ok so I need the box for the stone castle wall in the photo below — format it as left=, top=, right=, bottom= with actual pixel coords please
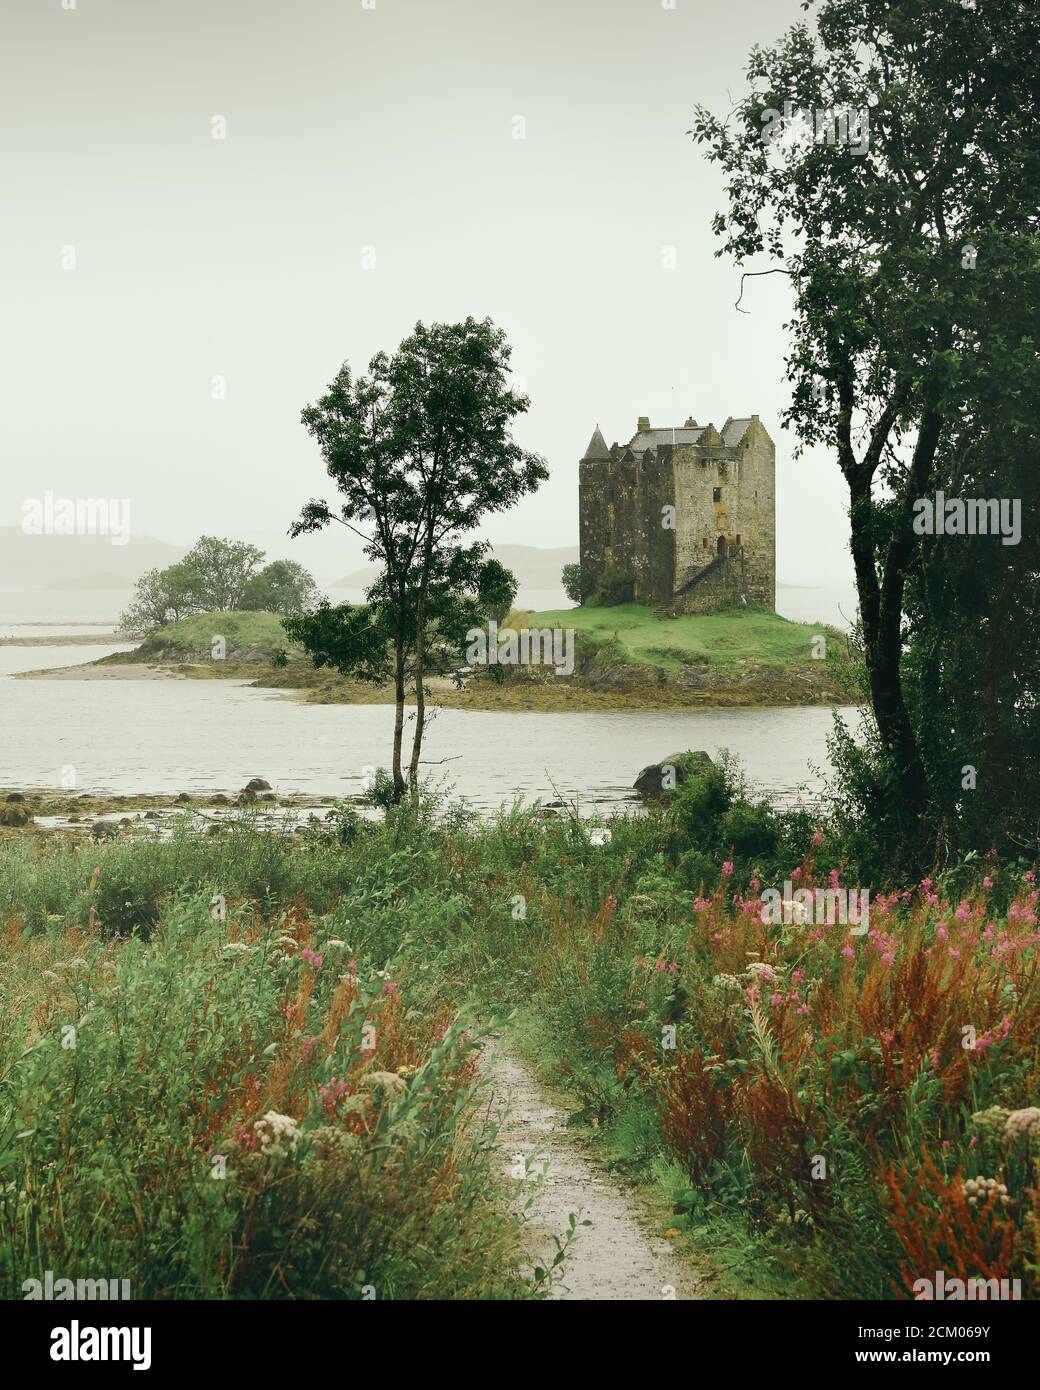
left=579, top=416, right=775, bottom=614
left=578, top=451, right=674, bottom=605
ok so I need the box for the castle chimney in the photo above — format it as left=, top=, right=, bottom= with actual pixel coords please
left=637, top=415, right=650, bottom=433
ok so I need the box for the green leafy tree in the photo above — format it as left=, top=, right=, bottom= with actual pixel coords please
left=240, top=559, right=322, bottom=616
left=561, top=563, right=585, bottom=605
left=118, top=562, right=197, bottom=636
left=291, top=317, right=547, bottom=799
left=474, top=557, right=517, bottom=624
left=179, top=536, right=265, bottom=612
left=692, top=0, right=1040, bottom=850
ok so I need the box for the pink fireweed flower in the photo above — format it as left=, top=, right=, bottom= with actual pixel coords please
left=298, top=1036, right=317, bottom=1061
left=749, top=877, right=760, bottom=894
left=791, top=867, right=802, bottom=882
left=936, top=923, right=948, bottom=942
left=605, top=895, right=618, bottom=912
left=318, top=1076, right=350, bottom=1108
left=233, top=1122, right=259, bottom=1152
left=770, top=992, right=784, bottom=1006
left=792, top=968, right=805, bottom=984
left=797, top=1003, right=810, bottom=1016
left=693, top=897, right=710, bottom=912
left=828, top=868, right=841, bottom=891
left=300, top=947, right=324, bottom=970
left=955, top=902, right=971, bottom=922
left=721, top=860, right=734, bottom=878
left=841, top=944, right=855, bottom=959
left=811, top=830, right=823, bottom=848
left=982, top=876, right=994, bottom=890
left=921, top=877, right=933, bottom=892
left=1027, top=870, right=1036, bottom=884
left=383, top=981, right=398, bottom=995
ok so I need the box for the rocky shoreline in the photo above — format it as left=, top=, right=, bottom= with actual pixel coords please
left=16, top=654, right=858, bottom=711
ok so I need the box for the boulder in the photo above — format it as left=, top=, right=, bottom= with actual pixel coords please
left=0, top=805, right=30, bottom=827
left=175, top=792, right=191, bottom=803
left=5, top=792, right=26, bottom=803
left=633, top=750, right=714, bottom=800
left=244, top=778, right=272, bottom=792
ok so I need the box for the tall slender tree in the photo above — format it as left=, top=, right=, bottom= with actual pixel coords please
left=289, top=317, right=546, bottom=799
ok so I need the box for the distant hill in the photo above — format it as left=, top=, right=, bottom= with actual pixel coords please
left=0, top=529, right=186, bottom=590
left=46, top=571, right=135, bottom=591
left=334, top=543, right=579, bottom=591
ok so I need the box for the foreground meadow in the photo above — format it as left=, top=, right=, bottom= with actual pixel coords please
left=1, top=764, right=1038, bottom=1299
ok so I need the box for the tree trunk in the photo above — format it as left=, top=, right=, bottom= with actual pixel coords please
left=392, top=635, right=406, bottom=802
left=407, top=576, right=429, bottom=798
left=846, top=460, right=931, bottom=821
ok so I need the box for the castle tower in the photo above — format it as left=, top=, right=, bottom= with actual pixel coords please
left=577, top=412, right=775, bottom=614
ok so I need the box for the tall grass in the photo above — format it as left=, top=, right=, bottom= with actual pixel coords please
left=2, top=777, right=1038, bottom=1299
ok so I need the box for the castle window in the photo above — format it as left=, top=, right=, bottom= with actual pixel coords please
left=713, top=487, right=722, bottom=503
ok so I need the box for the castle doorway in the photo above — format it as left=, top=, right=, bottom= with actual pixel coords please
left=716, top=535, right=727, bottom=557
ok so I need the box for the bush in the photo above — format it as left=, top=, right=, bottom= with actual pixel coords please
left=589, top=563, right=635, bottom=607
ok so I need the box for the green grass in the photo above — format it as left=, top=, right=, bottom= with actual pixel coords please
left=524, top=603, right=843, bottom=672
left=120, top=610, right=294, bottom=660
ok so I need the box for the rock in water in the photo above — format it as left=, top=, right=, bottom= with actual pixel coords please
left=633, top=750, right=714, bottom=799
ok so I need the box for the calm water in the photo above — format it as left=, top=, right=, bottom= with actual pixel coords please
left=0, top=577, right=863, bottom=811
left=0, top=644, right=133, bottom=675
left=0, top=668, right=859, bottom=811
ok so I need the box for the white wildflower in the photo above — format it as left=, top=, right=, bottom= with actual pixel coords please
left=253, top=1111, right=301, bottom=1159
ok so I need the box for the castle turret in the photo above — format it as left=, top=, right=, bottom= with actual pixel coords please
left=581, top=425, right=610, bottom=461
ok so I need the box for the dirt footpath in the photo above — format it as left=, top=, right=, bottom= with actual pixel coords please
left=483, top=1041, right=704, bottom=1300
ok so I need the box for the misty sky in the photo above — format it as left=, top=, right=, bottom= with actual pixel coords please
left=1, top=0, right=853, bottom=587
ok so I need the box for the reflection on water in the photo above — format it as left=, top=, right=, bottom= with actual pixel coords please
left=0, top=667, right=861, bottom=812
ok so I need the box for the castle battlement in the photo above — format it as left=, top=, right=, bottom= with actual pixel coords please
left=578, top=413, right=776, bottom=614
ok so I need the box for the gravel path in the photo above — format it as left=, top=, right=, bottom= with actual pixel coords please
left=483, top=1041, right=703, bottom=1300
